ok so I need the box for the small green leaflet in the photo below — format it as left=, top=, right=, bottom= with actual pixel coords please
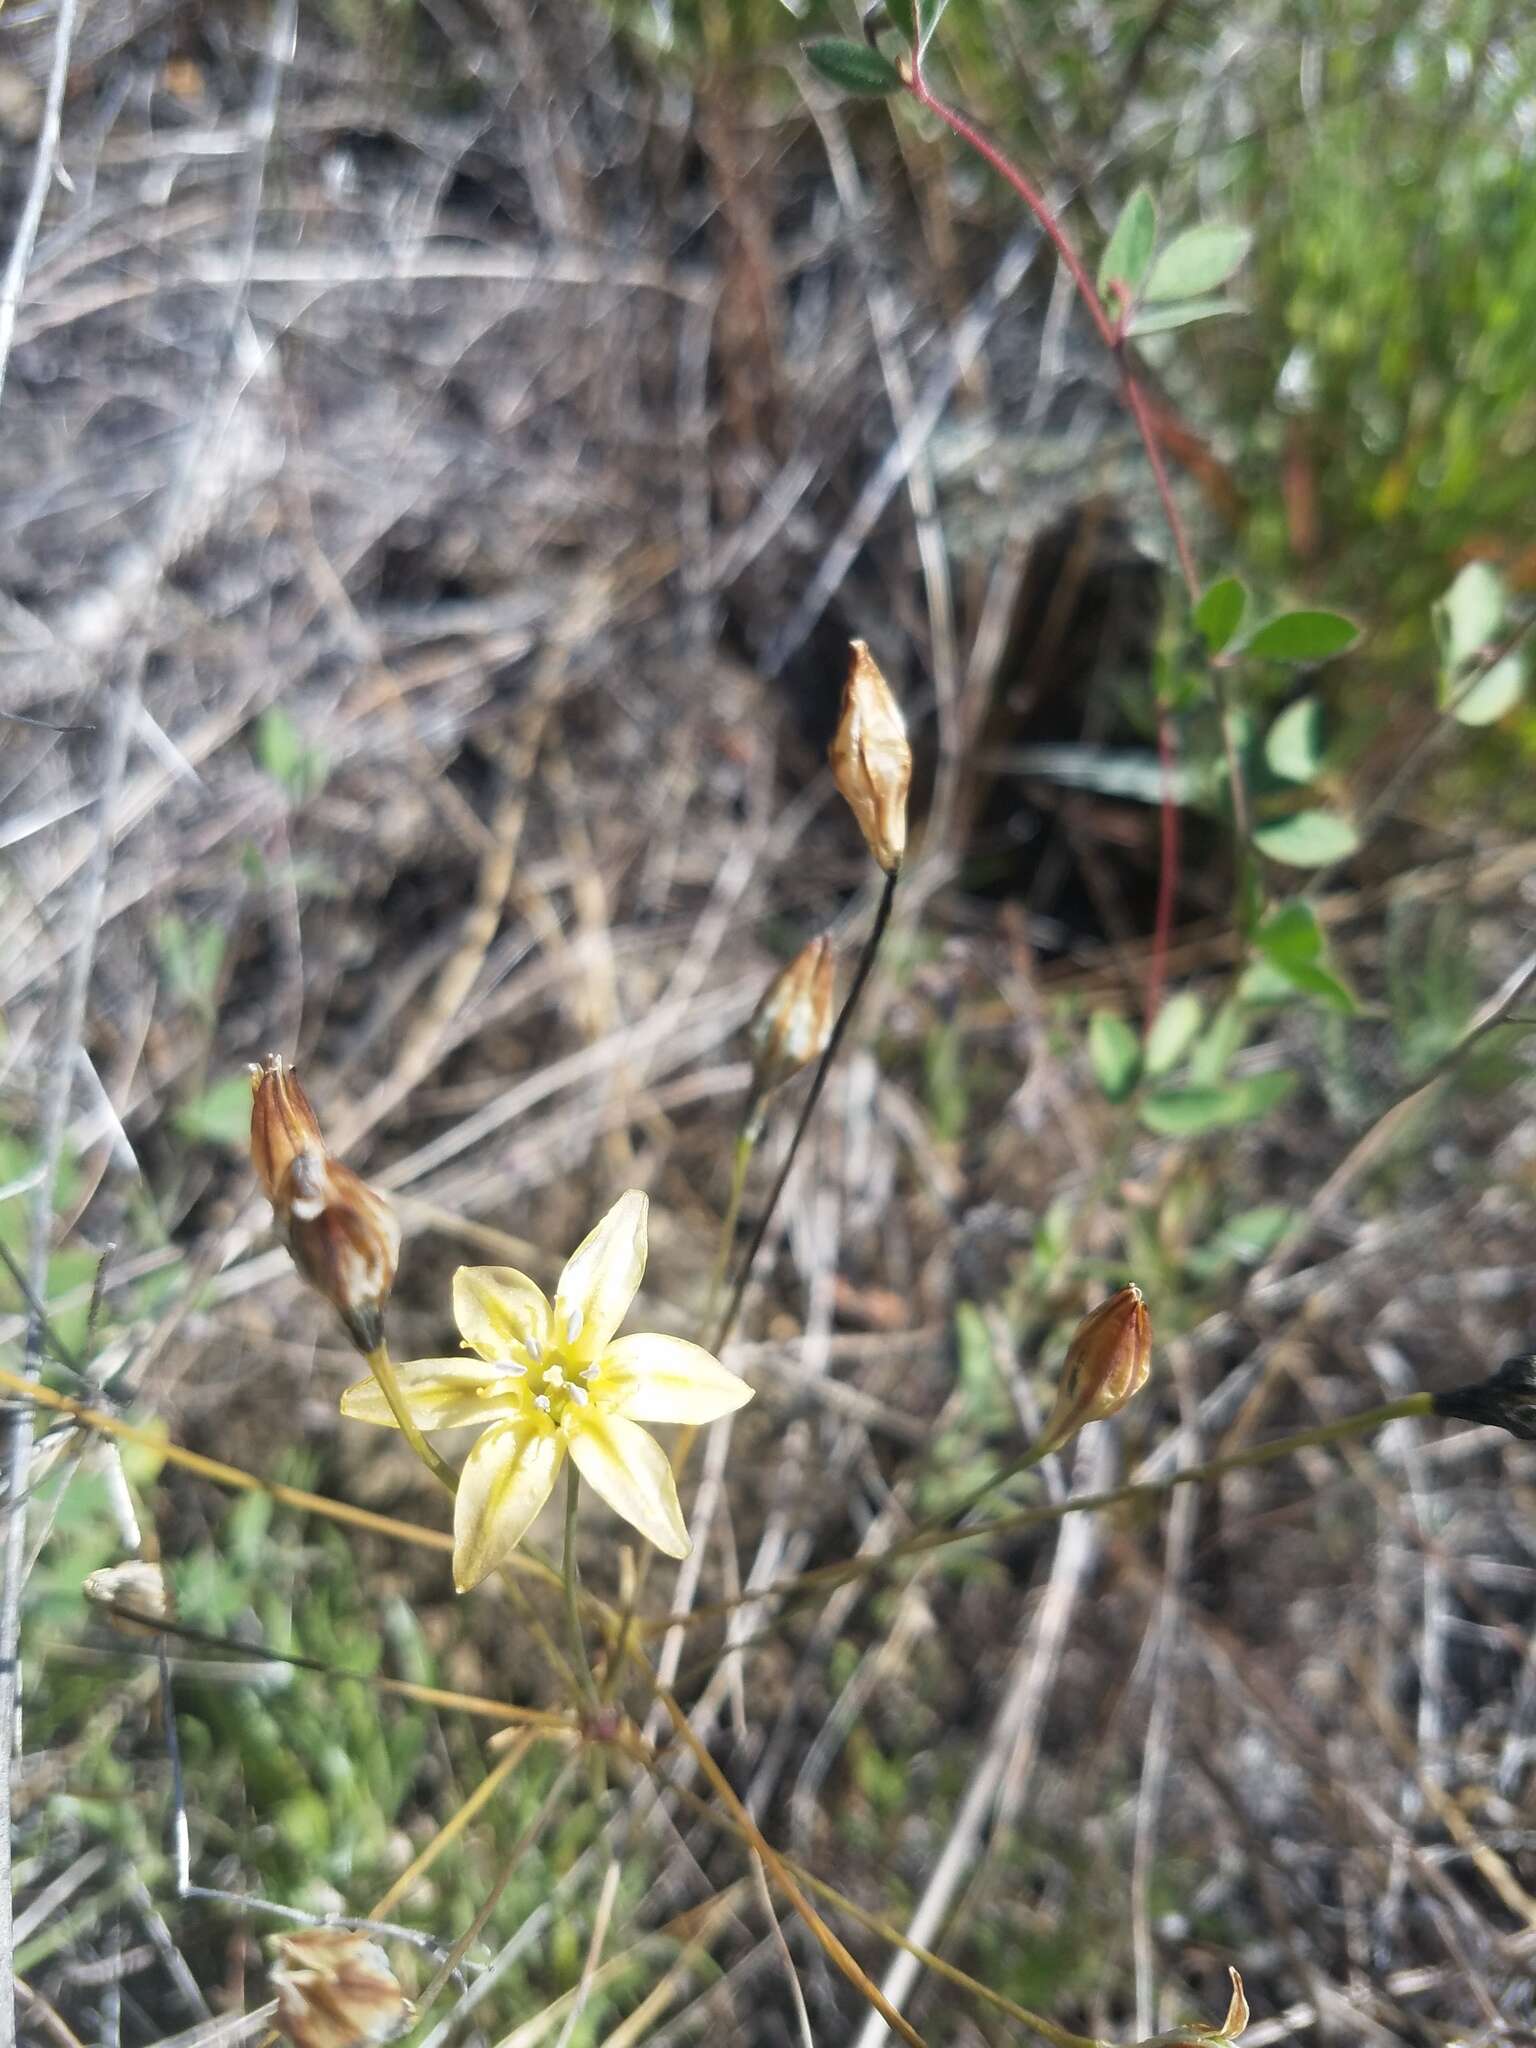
left=884, top=0, right=916, bottom=40
left=917, top=0, right=951, bottom=52
left=1127, top=296, right=1239, bottom=338
left=1089, top=1011, right=1141, bottom=1102
left=1433, top=560, right=1504, bottom=669
left=1252, top=902, right=1356, bottom=1011
left=1098, top=187, right=1157, bottom=300
left=1143, top=991, right=1204, bottom=1078
left=1252, top=810, right=1360, bottom=868
left=1139, top=1070, right=1296, bottom=1136
left=804, top=39, right=903, bottom=94
left=1245, top=610, right=1360, bottom=662
left=1142, top=225, right=1252, bottom=302
left=174, top=1074, right=257, bottom=1148
left=1264, top=695, right=1324, bottom=783
left=1448, top=651, right=1525, bottom=726
left=1193, top=576, right=1247, bottom=655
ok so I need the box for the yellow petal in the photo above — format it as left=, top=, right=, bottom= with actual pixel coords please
left=339, top=1359, right=520, bottom=1432
left=554, top=1190, right=647, bottom=1365
left=602, top=1333, right=754, bottom=1424
left=453, top=1267, right=552, bottom=1365
left=566, top=1411, right=689, bottom=1559
left=452, top=1419, right=563, bottom=1592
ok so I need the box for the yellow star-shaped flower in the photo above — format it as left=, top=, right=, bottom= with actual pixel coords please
left=340, top=1191, right=752, bottom=1590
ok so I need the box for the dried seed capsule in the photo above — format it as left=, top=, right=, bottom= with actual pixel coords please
left=83, top=1559, right=174, bottom=1634
left=271, top=1930, right=412, bottom=2048
left=250, top=1057, right=400, bottom=1355
left=747, top=934, right=835, bottom=1103
left=829, top=640, right=912, bottom=875
left=1432, top=1353, right=1536, bottom=1440
left=1037, top=1283, right=1151, bottom=1455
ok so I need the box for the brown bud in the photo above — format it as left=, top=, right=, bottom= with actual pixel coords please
left=747, top=935, right=835, bottom=1103
left=1038, top=1283, right=1151, bottom=1455
left=83, top=1559, right=174, bottom=1634
left=829, top=641, right=912, bottom=875
left=250, top=1057, right=400, bottom=1355
left=1433, top=1354, right=1536, bottom=1440
left=270, top=1930, right=412, bottom=2048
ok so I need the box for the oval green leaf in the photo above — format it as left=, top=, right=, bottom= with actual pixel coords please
left=1144, top=991, right=1205, bottom=1079
left=1433, top=560, right=1504, bottom=670
left=1193, top=575, right=1247, bottom=654
left=1127, top=296, right=1240, bottom=337
left=1252, top=810, right=1360, bottom=867
left=804, top=38, right=904, bottom=94
left=1264, top=695, right=1324, bottom=783
left=1450, top=649, right=1525, bottom=727
left=1089, top=1010, right=1141, bottom=1103
left=1098, top=187, right=1157, bottom=300
left=1142, top=225, right=1253, bottom=302
left=1245, top=610, right=1361, bottom=662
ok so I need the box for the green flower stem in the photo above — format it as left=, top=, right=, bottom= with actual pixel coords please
left=712, top=868, right=898, bottom=1355
left=563, top=1465, right=600, bottom=1712
left=703, top=1118, right=760, bottom=1338
left=659, top=1392, right=1437, bottom=1631
left=365, top=1343, right=458, bottom=1494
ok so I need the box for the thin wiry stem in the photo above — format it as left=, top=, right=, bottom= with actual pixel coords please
left=563, top=1466, right=600, bottom=1710
left=712, top=871, right=898, bottom=1352
left=654, top=1393, right=1437, bottom=1632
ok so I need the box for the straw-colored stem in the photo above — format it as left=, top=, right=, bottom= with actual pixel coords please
left=703, top=1119, right=758, bottom=1336
left=563, top=1465, right=600, bottom=1711
left=364, top=1341, right=458, bottom=1494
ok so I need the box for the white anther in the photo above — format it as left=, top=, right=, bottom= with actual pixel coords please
left=580, top=1365, right=600, bottom=1382
left=499, top=1358, right=527, bottom=1377
left=525, top=1336, right=542, bottom=1364
left=565, top=1306, right=583, bottom=1347
left=533, top=1393, right=552, bottom=1414
left=568, top=1386, right=590, bottom=1407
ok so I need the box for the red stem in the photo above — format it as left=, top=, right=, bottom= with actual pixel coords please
left=906, top=57, right=1196, bottom=1017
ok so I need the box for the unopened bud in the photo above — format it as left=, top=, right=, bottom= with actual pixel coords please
left=83, top=1559, right=174, bottom=1634
left=271, top=1930, right=412, bottom=2048
left=829, top=641, right=911, bottom=875
left=250, top=1057, right=401, bottom=1355
left=1134, top=1968, right=1249, bottom=2046
left=748, top=935, right=835, bottom=1103
left=1433, top=1354, right=1536, bottom=1440
left=1038, top=1283, right=1151, bottom=1455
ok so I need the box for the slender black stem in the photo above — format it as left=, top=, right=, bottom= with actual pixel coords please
left=711, top=870, right=899, bottom=1353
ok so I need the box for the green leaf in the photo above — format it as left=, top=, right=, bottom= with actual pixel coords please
left=1448, top=649, right=1525, bottom=726
left=1139, top=1071, right=1296, bottom=1136
left=1255, top=900, right=1322, bottom=969
left=1244, top=610, right=1360, bottom=661
left=1142, top=225, right=1253, bottom=301
left=1188, top=1000, right=1248, bottom=1087
left=1126, top=297, right=1239, bottom=338
left=173, top=1075, right=255, bottom=1149
left=1193, top=576, right=1247, bottom=655
left=1098, top=186, right=1157, bottom=300
left=1252, top=810, right=1360, bottom=867
left=1276, top=960, right=1357, bottom=1013
left=256, top=705, right=328, bottom=805
left=917, top=0, right=950, bottom=51
left=1089, top=1010, right=1141, bottom=1102
left=804, top=38, right=903, bottom=94
left=884, top=0, right=916, bottom=40
left=1264, top=695, right=1324, bottom=783
left=1433, top=560, right=1504, bottom=670
left=1143, top=991, right=1204, bottom=1078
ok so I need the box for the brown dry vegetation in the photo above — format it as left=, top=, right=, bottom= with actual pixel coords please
left=5, top=3, right=1536, bottom=2046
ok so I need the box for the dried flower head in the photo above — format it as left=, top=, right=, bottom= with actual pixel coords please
left=1037, top=1283, right=1151, bottom=1455
left=1433, top=1354, right=1536, bottom=1440
left=270, top=1930, right=411, bottom=2048
left=748, top=935, right=835, bottom=1105
left=83, top=1559, right=174, bottom=1634
left=829, top=640, right=912, bottom=875
left=1134, top=1968, right=1249, bottom=2046
left=250, top=1056, right=401, bottom=1355
left=341, top=1190, right=754, bottom=1590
